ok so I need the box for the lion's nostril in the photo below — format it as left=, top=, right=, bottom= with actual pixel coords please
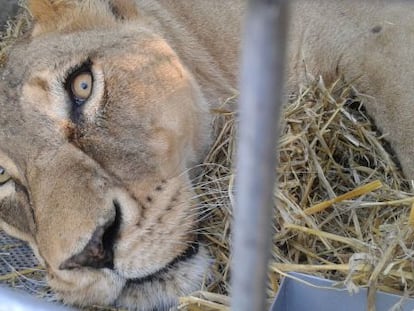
left=102, top=200, right=122, bottom=259
left=59, top=201, right=122, bottom=270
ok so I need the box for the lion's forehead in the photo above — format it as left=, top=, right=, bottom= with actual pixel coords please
left=8, top=27, right=161, bottom=76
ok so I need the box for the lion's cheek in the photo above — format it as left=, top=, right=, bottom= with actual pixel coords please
left=149, top=127, right=192, bottom=175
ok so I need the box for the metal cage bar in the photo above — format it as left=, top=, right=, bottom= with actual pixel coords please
left=231, top=1, right=289, bottom=310
left=0, top=285, right=74, bottom=311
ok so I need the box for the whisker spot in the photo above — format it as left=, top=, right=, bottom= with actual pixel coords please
left=155, top=185, right=163, bottom=191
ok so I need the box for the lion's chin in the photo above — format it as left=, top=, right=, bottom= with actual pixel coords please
left=114, top=245, right=212, bottom=311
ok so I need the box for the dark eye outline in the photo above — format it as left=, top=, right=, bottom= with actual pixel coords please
left=0, top=166, right=12, bottom=186
left=64, top=60, right=94, bottom=107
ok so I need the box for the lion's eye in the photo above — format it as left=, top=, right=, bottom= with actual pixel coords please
left=69, top=71, right=93, bottom=105
left=65, top=60, right=94, bottom=107
left=0, top=167, right=11, bottom=185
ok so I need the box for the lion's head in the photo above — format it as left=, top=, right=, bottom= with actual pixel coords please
left=0, top=0, right=226, bottom=310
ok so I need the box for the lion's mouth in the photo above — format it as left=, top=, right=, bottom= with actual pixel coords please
left=124, top=241, right=200, bottom=286
left=114, top=241, right=210, bottom=311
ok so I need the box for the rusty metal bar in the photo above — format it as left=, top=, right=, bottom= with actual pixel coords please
left=231, top=1, right=289, bottom=310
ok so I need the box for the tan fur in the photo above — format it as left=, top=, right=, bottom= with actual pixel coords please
left=1, top=0, right=414, bottom=310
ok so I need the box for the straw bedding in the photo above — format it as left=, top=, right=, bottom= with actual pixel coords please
left=2, top=7, right=414, bottom=311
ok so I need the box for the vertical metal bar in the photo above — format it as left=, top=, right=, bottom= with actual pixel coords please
left=231, top=1, right=288, bottom=311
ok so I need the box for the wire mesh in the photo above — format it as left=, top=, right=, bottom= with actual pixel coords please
left=0, top=229, right=54, bottom=300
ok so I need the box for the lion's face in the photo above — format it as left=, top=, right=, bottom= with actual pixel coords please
left=0, top=2, right=212, bottom=310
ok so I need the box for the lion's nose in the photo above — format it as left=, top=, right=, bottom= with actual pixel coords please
left=59, top=201, right=121, bottom=270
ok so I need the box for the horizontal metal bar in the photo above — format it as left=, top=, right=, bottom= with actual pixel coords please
left=0, top=286, right=75, bottom=311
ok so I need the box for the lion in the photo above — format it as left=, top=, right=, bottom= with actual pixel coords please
left=0, top=0, right=242, bottom=310
left=0, top=0, right=414, bottom=310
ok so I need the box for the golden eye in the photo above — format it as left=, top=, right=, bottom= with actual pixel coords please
left=71, top=72, right=93, bottom=102
left=0, top=167, right=11, bottom=185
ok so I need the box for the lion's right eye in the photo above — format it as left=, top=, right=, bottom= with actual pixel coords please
left=0, top=167, right=11, bottom=185
left=68, top=70, right=94, bottom=106
left=71, top=72, right=93, bottom=100
left=65, top=60, right=94, bottom=107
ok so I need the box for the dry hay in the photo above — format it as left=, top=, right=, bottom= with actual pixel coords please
left=0, top=2, right=30, bottom=65
left=182, top=78, right=414, bottom=310
left=2, top=6, right=414, bottom=311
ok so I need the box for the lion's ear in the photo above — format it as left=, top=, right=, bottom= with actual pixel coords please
left=28, top=0, right=73, bottom=26
left=109, top=0, right=139, bottom=20
left=28, top=0, right=75, bottom=36
left=28, top=0, right=139, bottom=36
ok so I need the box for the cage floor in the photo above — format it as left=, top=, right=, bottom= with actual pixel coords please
left=0, top=229, right=55, bottom=301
